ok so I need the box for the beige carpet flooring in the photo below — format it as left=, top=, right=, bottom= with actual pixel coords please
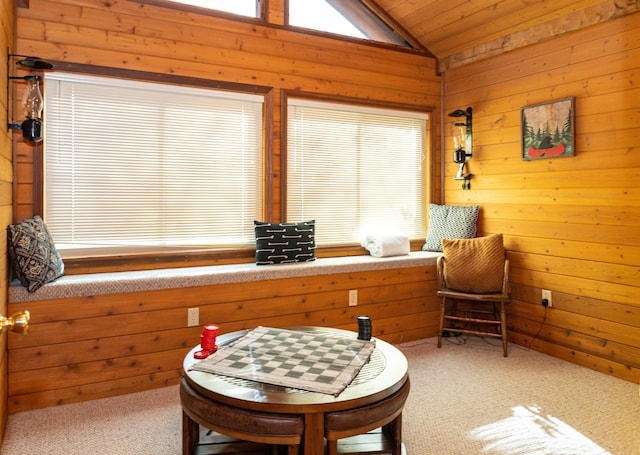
left=2, top=336, right=639, bottom=454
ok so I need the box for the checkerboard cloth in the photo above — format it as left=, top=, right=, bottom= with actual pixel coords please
left=189, top=326, right=376, bottom=396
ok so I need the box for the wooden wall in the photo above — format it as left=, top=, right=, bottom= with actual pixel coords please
left=443, top=13, right=640, bottom=383
left=0, top=0, right=15, bottom=439
left=7, top=265, right=439, bottom=412
left=6, top=0, right=441, bottom=412
left=7, top=0, right=638, bottom=413
left=13, top=0, right=441, bottom=223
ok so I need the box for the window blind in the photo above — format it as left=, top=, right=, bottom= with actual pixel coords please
left=287, top=98, right=427, bottom=245
left=44, top=73, right=263, bottom=254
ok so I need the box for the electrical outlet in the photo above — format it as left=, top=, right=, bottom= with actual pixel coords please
left=349, top=289, right=358, bottom=306
left=541, top=289, right=552, bottom=308
left=187, top=308, right=199, bottom=327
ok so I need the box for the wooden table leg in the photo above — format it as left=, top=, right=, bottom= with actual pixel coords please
left=382, top=413, right=403, bottom=455
left=182, top=410, right=199, bottom=455
left=303, top=412, right=325, bottom=455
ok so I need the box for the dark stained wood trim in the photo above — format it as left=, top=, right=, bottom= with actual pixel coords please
left=263, top=88, right=275, bottom=220
left=133, top=0, right=267, bottom=23
left=279, top=90, right=288, bottom=223
left=31, top=141, right=43, bottom=217
left=47, top=62, right=273, bottom=96
left=61, top=248, right=257, bottom=274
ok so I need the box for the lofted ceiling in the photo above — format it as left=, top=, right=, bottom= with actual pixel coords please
left=373, top=0, right=639, bottom=71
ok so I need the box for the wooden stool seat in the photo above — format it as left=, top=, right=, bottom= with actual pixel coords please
left=324, top=379, right=410, bottom=455
left=180, top=377, right=304, bottom=455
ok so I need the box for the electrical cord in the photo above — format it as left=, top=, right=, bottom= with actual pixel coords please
left=527, top=304, right=548, bottom=350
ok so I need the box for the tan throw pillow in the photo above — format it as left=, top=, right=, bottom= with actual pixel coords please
left=442, top=233, right=505, bottom=294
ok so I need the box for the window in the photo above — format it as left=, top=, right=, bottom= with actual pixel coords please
left=289, top=0, right=365, bottom=39
left=288, top=0, right=412, bottom=48
left=44, top=73, right=264, bottom=255
left=167, top=0, right=259, bottom=17
left=287, top=97, right=428, bottom=245
left=153, top=0, right=416, bottom=48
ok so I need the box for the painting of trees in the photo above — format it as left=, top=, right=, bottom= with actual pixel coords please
left=521, top=97, right=575, bottom=160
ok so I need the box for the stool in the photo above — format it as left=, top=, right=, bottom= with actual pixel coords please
left=324, top=379, right=410, bottom=455
left=180, top=377, right=304, bottom=455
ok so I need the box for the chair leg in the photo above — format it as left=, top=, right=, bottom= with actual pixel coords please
left=437, top=297, right=446, bottom=348
left=287, top=444, right=299, bottom=455
left=501, top=302, right=508, bottom=357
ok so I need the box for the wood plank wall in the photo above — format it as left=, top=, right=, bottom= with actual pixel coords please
left=13, top=0, right=441, bottom=223
left=443, top=13, right=640, bottom=383
left=6, top=0, right=441, bottom=411
left=0, top=0, right=15, bottom=438
left=7, top=265, right=439, bottom=412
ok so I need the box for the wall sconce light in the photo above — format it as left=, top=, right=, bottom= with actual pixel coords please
left=448, top=107, right=472, bottom=190
left=0, top=310, right=30, bottom=336
left=7, top=54, right=55, bottom=143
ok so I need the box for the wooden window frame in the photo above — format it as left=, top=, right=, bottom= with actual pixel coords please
left=280, top=89, right=436, bottom=255
left=33, top=62, right=274, bottom=274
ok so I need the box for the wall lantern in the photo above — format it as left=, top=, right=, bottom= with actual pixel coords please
left=448, top=107, right=472, bottom=190
left=7, top=54, right=55, bottom=143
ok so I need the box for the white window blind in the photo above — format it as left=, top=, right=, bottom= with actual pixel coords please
left=287, top=98, right=427, bottom=245
left=44, top=73, right=263, bottom=254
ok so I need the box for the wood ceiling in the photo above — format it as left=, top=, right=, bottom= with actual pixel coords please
left=373, top=0, right=638, bottom=71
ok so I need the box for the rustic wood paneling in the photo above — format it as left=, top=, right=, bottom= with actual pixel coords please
left=442, top=13, right=640, bottom=384
left=1, top=0, right=15, bottom=440
left=7, top=265, right=439, bottom=412
left=14, top=0, right=440, bottom=236
left=378, top=0, right=639, bottom=71
left=7, top=0, right=639, bottom=414
left=4, top=0, right=441, bottom=413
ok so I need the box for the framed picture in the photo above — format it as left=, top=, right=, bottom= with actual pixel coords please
left=521, top=97, right=575, bottom=160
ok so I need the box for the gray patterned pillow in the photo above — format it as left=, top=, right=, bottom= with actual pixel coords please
left=8, top=216, right=65, bottom=292
left=254, top=220, right=316, bottom=265
left=422, top=204, right=479, bottom=252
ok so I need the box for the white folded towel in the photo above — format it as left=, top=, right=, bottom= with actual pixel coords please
left=361, top=232, right=410, bottom=258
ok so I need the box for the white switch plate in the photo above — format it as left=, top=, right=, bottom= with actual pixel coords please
left=349, top=290, right=358, bottom=306
left=187, top=308, right=199, bottom=327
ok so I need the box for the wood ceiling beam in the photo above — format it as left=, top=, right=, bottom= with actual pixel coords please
left=438, top=0, right=638, bottom=72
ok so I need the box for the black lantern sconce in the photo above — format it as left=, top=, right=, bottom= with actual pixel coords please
left=7, top=54, right=55, bottom=143
left=448, top=107, right=472, bottom=190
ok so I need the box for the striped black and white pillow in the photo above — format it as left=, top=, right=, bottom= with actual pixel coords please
left=254, top=220, right=316, bottom=265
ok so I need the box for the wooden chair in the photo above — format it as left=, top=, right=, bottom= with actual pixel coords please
left=436, top=234, right=510, bottom=357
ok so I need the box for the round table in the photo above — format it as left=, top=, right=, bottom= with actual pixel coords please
left=180, top=326, right=409, bottom=455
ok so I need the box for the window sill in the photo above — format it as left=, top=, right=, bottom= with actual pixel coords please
left=9, top=252, right=441, bottom=303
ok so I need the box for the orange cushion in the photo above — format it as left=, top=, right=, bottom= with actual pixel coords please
left=442, top=234, right=505, bottom=293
